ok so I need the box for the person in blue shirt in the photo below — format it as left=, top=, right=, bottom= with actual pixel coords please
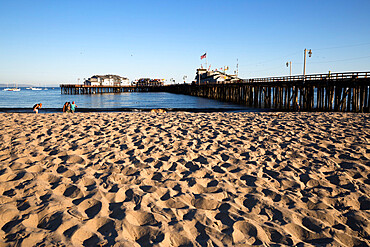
left=71, top=101, right=77, bottom=113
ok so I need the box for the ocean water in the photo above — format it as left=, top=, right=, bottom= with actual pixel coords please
left=0, top=87, right=259, bottom=113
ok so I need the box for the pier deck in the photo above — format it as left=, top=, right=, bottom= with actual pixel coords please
left=60, top=85, right=151, bottom=94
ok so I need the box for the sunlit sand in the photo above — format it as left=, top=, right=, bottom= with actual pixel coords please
left=0, top=112, right=369, bottom=246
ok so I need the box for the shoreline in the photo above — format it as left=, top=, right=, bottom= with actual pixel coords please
left=0, top=107, right=267, bottom=113
left=0, top=112, right=369, bottom=246
left=2, top=107, right=368, bottom=113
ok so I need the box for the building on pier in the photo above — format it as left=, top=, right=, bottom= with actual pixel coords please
left=84, top=75, right=130, bottom=86
left=132, top=78, right=165, bottom=87
left=194, top=69, right=241, bottom=85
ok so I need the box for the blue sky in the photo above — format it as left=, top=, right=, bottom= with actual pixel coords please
left=0, top=0, right=369, bottom=85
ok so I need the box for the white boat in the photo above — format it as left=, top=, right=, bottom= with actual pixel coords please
left=6, top=88, right=21, bottom=91
left=4, top=83, right=20, bottom=91
left=31, top=87, right=42, bottom=90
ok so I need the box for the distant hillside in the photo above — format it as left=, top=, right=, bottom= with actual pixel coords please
left=0, top=84, right=59, bottom=87
left=0, top=83, right=34, bottom=87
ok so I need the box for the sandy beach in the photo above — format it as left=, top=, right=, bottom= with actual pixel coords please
left=0, top=112, right=369, bottom=246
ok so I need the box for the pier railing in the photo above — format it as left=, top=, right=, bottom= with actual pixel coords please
left=245, top=71, right=369, bottom=83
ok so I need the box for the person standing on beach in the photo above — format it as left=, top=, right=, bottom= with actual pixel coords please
left=33, top=103, right=42, bottom=114
left=71, top=101, right=77, bottom=113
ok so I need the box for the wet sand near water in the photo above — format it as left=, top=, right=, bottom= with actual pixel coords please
left=0, top=112, right=369, bottom=246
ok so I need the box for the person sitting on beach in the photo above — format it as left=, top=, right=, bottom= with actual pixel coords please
left=62, top=102, right=68, bottom=113
left=33, top=103, right=42, bottom=114
left=67, top=102, right=71, bottom=113
left=62, top=102, right=72, bottom=113
left=71, top=101, right=77, bottom=113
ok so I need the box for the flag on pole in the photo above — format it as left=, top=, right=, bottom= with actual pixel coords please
left=200, top=53, right=206, bottom=60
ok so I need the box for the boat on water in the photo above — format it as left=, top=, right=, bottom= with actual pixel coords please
left=4, top=88, right=21, bottom=91
left=3, top=83, right=21, bottom=91
left=31, top=87, right=43, bottom=90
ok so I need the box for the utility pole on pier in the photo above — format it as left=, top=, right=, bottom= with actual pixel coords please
left=286, top=61, right=292, bottom=76
left=303, top=49, right=312, bottom=78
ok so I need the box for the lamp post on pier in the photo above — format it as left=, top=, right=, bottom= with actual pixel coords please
left=286, top=61, right=292, bottom=77
left=303, top=48, right=312, bottom=79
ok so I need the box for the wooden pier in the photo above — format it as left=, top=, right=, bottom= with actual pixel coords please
left=60, top=71, right=370, bottom=112
left=162, top=72, right=370, bottom=112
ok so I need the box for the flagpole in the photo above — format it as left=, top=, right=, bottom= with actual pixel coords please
left=237, top=59, right=239, bottom=77
left=206, top=52, right=208, bottom=71
left=198, top=67, right=200, bottom=85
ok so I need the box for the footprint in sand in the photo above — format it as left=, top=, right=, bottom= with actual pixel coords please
left=125, top=210, right=159, bottom=226
left=80, top=199, right=102, bottom=219
left=139, top=185, right=156, bottom=193
left=16, top=199, right=30, bottom=211
left=37, top=212, right=63, bottom=231
left=80, top=177, right=96, bottom=187
left=122, top=224, right=164, bottom=246
left=243, top=194, right=261, bottom=212
left=0, top=205, right=19, bottom=228
left=262, top=226, right=293, bottom=245
left=97, top=220, right=118, bottom=245
left=3, top=189, right=16, bottom=197
left=191, top=197, right=220, bottom=210
left=109, top=203, right=126, bottom=220
left=164, top=198, right=188, bottom=209
left=63, top=185, right=82, bottom=198
left=233, top=220, right=263, bottom=245
left=71, top=228, right=101, bottom=246
left=63, top=225, right=79, bottom=238
left=39, top=173, right=61, bottom=189
left=60, top=154, right=85, bottom=164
